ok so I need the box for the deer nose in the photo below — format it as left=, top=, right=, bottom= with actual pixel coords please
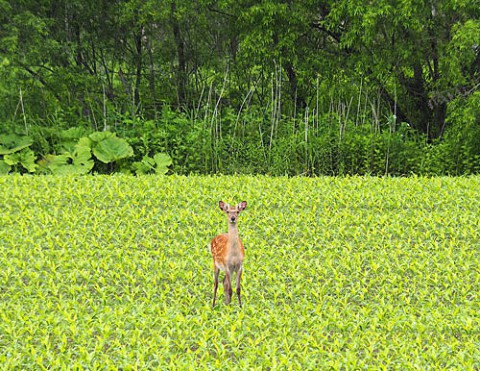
left=230, top=216, right=236, bottom=223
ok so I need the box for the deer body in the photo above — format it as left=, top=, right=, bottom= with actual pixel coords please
left=210, top=201, right=247, bottom=307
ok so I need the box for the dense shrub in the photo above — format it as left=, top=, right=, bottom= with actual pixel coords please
left=1, top=96, right=480, bottom=176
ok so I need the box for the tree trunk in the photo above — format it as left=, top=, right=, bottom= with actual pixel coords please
left=145, top=32, right=158, bottom=116
left=399, top=62, right=446, bottom=140
left=133, top=25, right=143, bottom=111
left=285, top=63, right=306, bottom=110
left=171, top=1, right=187, bottom=107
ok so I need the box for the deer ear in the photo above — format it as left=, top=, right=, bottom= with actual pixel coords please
left=219, top=201, right=228, bottom=211
left=238, top=201, right=247, bottom=211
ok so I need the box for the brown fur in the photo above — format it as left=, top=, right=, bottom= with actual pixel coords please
left=210, top=201, right=246, bottom=307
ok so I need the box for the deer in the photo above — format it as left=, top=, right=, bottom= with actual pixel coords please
left=210, top=200, right=247, bottom=307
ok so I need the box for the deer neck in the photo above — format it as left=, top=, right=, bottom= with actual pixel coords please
left=227, top=222, right=240, bottom=245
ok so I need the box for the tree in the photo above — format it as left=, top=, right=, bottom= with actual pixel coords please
left=0, top=0, right=478, bottom=143
left=315, top=0, right=480, bottom=139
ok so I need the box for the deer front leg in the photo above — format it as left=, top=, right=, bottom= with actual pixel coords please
left=212, top=267, right=220, bottom=307
left=223, top=272, right=233, bottom=304
left=236, top=268, right=242, bottom=307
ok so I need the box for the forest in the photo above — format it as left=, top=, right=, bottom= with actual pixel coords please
left=0, top=0, right=479, bottom=175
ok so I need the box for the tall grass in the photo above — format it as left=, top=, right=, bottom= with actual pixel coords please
left=3, top=70, right=479, bottom=176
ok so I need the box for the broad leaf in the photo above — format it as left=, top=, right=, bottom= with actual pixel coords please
left=89, top=131, right=114, bottom=143
left=0, top=134, right=33, bottom=155
left=0, top=159, right=11, bottom=174
left=154, top=153, right=173, bottom=175
left=38, top=154, right=71, bottom=169
left=61, top=127, right=89, bottom=140
left=132, top=155, right=156, bottom=175
left=73, top=140, right=94, bottom=169
left=76, top=136, right=92, bottom=150
left=4, top=148, right=37, bottom=172
left=92, top=136, right=134, bottom=163
left=38, top=139, right=94, bottom=175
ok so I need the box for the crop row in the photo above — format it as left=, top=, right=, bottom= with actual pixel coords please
left=0, top=175, right=478, bottom=369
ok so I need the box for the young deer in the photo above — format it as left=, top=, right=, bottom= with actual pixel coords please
left=210, top=200, right=247, bottom=307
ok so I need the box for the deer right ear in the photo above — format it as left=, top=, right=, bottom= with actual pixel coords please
left=238, top=201, right=247, bottom=211
left=219, top=201, right=227, bottom=211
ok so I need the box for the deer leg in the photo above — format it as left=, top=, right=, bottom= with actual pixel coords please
left=236, top=268, right=242, bottom=307
left=212, top=266, right=220, bottom=307
left=224, top=272, right=232, bottom=304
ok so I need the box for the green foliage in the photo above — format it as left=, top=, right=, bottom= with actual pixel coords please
left=89, top=132, right=134, bottom=164
left=2, top=0, right=478, bottom=140
left=0, top=159, right=9, bottom=174
left=132, top=155, right=156, bottom=175
left=33, top=131, right=135, bottom=175
left=427, top=91, right=480, bottom=175
left=443, top=19, right=480, bottom=86
left=0, top=133, right=33, bottom=155
left=0, top=133, right=36, bottom=173
left=0, top=0, right=479, bottom=175
left=3, top=148, right=37, bottom=173
left=2, top=105, right=480, bottom=176
left=38, top=141, right=94, bottom=175
left=153, top=153, right=173, bottom=174
left=0, top=0, right=480, bottom=176
left=0, top=175, right=479, bottom=368
left=132, top=153, right=173, bottom=175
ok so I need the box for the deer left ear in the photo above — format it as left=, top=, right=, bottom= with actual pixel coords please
left=237, top=201, right=247, bottom=211
left=219, top=201, right=229, bottom=212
